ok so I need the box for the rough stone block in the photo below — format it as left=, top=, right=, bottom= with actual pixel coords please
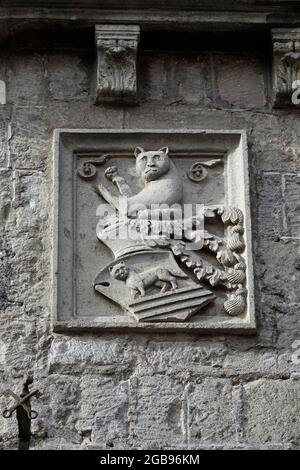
left=223, top=350, right=277, bottom=377
left=124, top=103, right=231, bottom=131
left=0, top=120, right=8, bottom=168
left=0, top=233, right=12, bottom=310
left=9, top=107, right=49, bottom=169
left=0, top=318, right=37, bottom=376
left=257, top=239, right=300, bottom=305
left=130, top=376, right=185, bottom=448
left=165, top=54, right=212, bottom=106
left=0, top=169, right=12, bottom=230
left=78, top=377, right=129, bottom=448
left=215, top=55, right=266, bottom=108
left=0, top=108, right=12, bottom=167
left=256, top=297, right=278, bottom=347
left=49, top=335, right=137, bottom=375
left=278, top=349, right=300, bottom=376
left=243, top=379, right=300, bottom=446
left=276, top=303, right=300, bottom=349
left=283, top=174, right=300, bottom=238
left=11, top=171, right=48, bottom=233
left=43, top=374, right=81, bottom=442
left=257, top=173, right=283, bottom=241
left=48, top=54, right=89, bottom=102
left=188, top=379, right=235, bottom=445
left=47, top=101, right=124, bottom=130
left=143, top=338, right=227, bottom=375
left=8, top=235, right=45, bottom=304
left=140, top=52, right=211, bottom=106
left=7, top=54, right=47, bottom=106
left=140, top=53, right=166, bottom=102
left=247, top=114, right=300, bottom=173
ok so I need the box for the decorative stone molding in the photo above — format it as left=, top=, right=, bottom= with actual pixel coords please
left=272, top=28, right=300, bottom=108
left=95, top=24, right=140, bottom=104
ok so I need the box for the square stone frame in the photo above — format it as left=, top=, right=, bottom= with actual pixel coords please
left=52, top=129, right=256, bottom=334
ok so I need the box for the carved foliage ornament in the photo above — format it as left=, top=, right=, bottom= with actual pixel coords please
left=272, top=28, right=300, bottom=107
left=78, top=146, right=248, bottom=323
left=95, top=24, right=140, bottom=104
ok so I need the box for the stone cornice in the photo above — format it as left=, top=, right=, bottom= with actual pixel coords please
left=0, top=1, right=299, bottom=10
left=0, top=1, right=299, bottom=31
left=0, top=1, right=298, bottom=46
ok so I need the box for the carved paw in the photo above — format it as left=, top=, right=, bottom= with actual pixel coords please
left=105, top=166, right=118, bottom=181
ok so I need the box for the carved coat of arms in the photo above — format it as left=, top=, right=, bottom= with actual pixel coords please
left=79, top=146, right=248, bottom=323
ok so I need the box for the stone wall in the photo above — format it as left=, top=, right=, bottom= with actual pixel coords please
left=0, top=30, right=300, bottom=450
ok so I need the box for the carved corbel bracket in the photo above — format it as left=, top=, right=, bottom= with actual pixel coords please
left=272, top=28, right=300, bottom=108
left=95, top=24, right=140, bottom=105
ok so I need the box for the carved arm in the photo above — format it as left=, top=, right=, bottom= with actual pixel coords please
left=105, top=166, right=133, bottom=197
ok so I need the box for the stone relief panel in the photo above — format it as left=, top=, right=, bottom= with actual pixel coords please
left=52, top=130, right=255, bottom=333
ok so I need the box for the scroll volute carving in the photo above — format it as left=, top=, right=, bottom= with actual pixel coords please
left=95, top=24, right=140, bottom=105
left=272, top=28, right=300, bottom=108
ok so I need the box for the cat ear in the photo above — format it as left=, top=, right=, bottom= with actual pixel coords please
left=134, top=147, right=144, bottom=158
left=159, top=146, right=169, bottom=155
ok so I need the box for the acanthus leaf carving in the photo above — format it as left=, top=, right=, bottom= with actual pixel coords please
left=272, top=28, right=300, bottom=108
left=95, top=24, right=140, bottom=104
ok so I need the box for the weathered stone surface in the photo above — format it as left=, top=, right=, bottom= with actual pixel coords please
left=256, top=240, right=300, bottom=305
left=283, top=174, right=300, bottom=238
left=215, top=55, right=266, bottom=108
left=124, top=105, right=231, bottom=130
left=7, top=54, right=47, bottom=106
left=246, top=114, right=300, bottom=173
left=130, top=376, right=186, bottom=448
left=49, top=335, right=137, bottom=375
left=252, top=170, right=300, bottom=248
left=223, top=350, right=277, bottom=377
left=41, top=374, right=81, bottom=443
left=188, top=379, right=235, bottom=445
left=48, top=54, right=89, bottom=102
left=0, top=169, right=12, bottom=229
left=142, top=338, right=227, bottom=376
left=243, top=379, right=300, bottom=445
left=0, top=234, right=12, bottom=310
left=0, top=118, right=9, bottom=168
left=276, top=303, right=300, bottom=349
left=9, top=107, right=49, bottom=169
left=47, top=101, right=124, bottom=129
left=78, top=376, right=130, bottom=448
left=257, top=173, right=283, bottom=241
left=140, top=52, right=212, bottom=106
left=10, top=171, right=48, bottom=233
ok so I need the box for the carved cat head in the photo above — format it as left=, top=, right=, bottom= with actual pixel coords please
left=134, top=147, right=170, bottom=183
left=109, top=261, right=129, bottom=281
